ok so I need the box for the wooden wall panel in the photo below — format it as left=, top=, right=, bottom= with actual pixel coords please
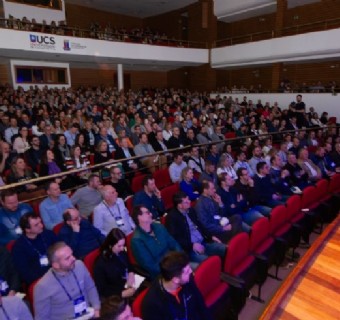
left=0, top=64, right=10, bottom=85
left=167, top=67, right=190, bottom=89
left=70, top=68, right=115, bottom=87
left=188, top=64, right=216, bottom=91
left=129, top=71, right=167, bottom=90
left=65, top=3, right=142, bottom=29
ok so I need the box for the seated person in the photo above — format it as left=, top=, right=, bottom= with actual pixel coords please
left=297, top=148, right=322, bottom=182
left=195, top=181, right=242, bottom=244
left=141, top=251, right=212, bottom=320
left=93, top=185, right=135, bottom=236
left=40, top=181, right=74, bottom=230
left=101, top=296, right=141, bottom=320
left=0, top=246, right=21, bottom=296
left=269, top=154, right=293, bottom=195
left=198, top=160, right=218, bottom=187
left=70, top=174, right=103, bottom=219
left=12, top=213, right=57, bottom=286
left=253, top=162, right=286, bottom=208
left=93, top=228, right=136, bottom=299
left=217, top=154, right=237, bottom=180
left=179, top=167, right=201, bottom=201
left=168, top=152, right=187, bottom=183
left=166, top=192, right=226, bottom=263
left=0, top=292, right=33, bottom=320
left=94, top=140, right=111, bottom=164
left=106, top=166, right=133, bottom=200
left=131, top=205, right=181, bottom=279
left=311, top=146, right=336, bottom=178
left=187, top=146, right=205, bottom=174
left=133, top=175, right=165, bottom=220
left=58, top=208, right=105, bottom=259
left=0, top=189, right=33, bottom=245
left=283, top=152, right=310, bottom=190
left=217, top=173, right=264, bottom=232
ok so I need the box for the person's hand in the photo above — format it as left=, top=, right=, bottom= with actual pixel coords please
left=248, top=178, right=254, bottom=187
left=272, top=193, right=281, bottom=201
left=130, top=162, right=138, bottom=170
left=127, top=272, right=135, bottom=288
left=237, top=193, right=243, bottom=202
left=223, top=224, right=232, bottom=231
left=230, top=204, right=236, bottom=209
left=122, top=287, right=136, bottom=298
left=193, top=243, right=205, bottom=254
left=211, top=236, right=222, bottom=243
left=70, top=221, right=80, bottom=232
left=212, top=193, right=223, bottom=206
left=281, top=169, right=290, bottom=178
left=26, top=184, right=37, bottom=190
left=154, top=187, right=161, bottom=199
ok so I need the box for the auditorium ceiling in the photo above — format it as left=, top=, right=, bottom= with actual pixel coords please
left=64, top=0, right=198, bottom=18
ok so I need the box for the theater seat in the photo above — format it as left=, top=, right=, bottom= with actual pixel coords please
left=83, top=248, right=100, bottom=278
left=160, top=183, right=179, bottom=211
left=153, top=168, right=172, bottom=190
left=52, top=222, right=64, bottom=235
left=132, top=288, right=149, bottom=318
left=131, top=174, right=146, bottom=193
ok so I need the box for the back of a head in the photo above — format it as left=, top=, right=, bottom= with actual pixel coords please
left=101, top=296, right=129, bottom=320
left=160, top=251, right=190, bottom=281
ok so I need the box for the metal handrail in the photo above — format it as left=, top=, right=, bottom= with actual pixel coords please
left=1, top=124, right=338, bottom=192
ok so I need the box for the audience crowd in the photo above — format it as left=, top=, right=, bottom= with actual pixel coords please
left=0, top=83, right=339, bottom=319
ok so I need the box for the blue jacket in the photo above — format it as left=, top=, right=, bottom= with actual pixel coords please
left=133, top=191, right=165, bottom=219
left=179, top=179, right=201, bottom=201
left=131, top=223, right=181, bottom=279
left=58, top=219, right=105, bottom=259
left=12, top=230, right=57, bottom=285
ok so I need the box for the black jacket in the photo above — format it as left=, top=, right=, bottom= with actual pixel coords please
left=165, top=207, right=210, bottom=254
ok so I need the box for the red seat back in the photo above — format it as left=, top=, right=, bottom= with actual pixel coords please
left=6, top=240, right=16, bottom=252
left=131, top=174, right=146, bottom=193
left=268, top=205, right=287, bottom=236
left=132, top=288, right=149, bottom=318
left=153, top=168, right=172, bottom=190
left=223, top=232, right=249, bottom=275
left=126, top=232, right=137, bottom=266
left=301, top=186, right=318, bottom=209
left=83, top=248, right=100, bottom=278
left=160, top=183, right=179, bottom=211
left=329, top=173, right=340, bottom=193
left=53, top=222, right=64, bottom=235
left=249, top=217, right=270, bottom=253
left=316, top=179, right=329, bottom=201
left=285, top=195, right=301, bottom=221
left=125, top=196, right=134, bottom=215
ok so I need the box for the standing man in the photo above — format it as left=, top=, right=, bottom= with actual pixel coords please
left=290, top=94, right=306, bottom=128
left=141, top=251, right=212, bottom=320
left=71, top=174, right=103, bottom=219
left=0, top=189, right=33, bottom=245
left=34, top=242, right=101, bottom=320
left=93, top=185, right=135, bottom=236
left=12, top=213, right=57, bottom=286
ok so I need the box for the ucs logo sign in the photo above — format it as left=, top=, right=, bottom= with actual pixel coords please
left=30, top=34, right=55, bottom=45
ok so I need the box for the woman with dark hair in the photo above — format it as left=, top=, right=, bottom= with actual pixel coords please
left=75, top=133, right=91, bottom=155
left=53, top=134, right=71, bottom=170
left=94, top=140, right=111, bottom=164
left=12, top=126, right=30, bottom=154
left=93, top=228, right=136, bottom=299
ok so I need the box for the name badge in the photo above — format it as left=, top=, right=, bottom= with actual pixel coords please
left=115, top=217, right=124, bottom=227
left=0, top=279, right=9, bottom=294
left=39, top=255, right=49, bottom=267
left=15, top=226, right=23, bottom=235
left=73, top=296, right=87, bottom=318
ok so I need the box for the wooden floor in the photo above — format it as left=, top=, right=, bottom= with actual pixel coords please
left=260, top=215, right=340, bottom=320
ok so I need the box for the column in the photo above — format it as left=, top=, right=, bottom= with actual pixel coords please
left=117, top=64, right=123, bottom=91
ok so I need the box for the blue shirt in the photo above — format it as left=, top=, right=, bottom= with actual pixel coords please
left=0, top=203, right=33, bottom=245
left=40, top=195, right=74, bottom=230
left=133, top=191, right=165, bottom=219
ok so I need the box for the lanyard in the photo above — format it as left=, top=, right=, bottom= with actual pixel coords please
left=103, top=201, right=121, bottom=219
left=52, top=271, right=84, bottom=301
left=24, top=234, right=48, bottom=258
left=0, top=305, right=10, bottom=320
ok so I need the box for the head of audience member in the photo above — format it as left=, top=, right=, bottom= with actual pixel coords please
left=75, top=133, right=85, bottom=146
left=186, top=128, right=195, bottom=141
left=298, top=148, right=309, bottom=161
left=18, top=126, right=29, bottom=138
left=30, top=135, right=40, bottom=149
left=63, top=208, right=81, bottom=227
left=237, top=168, right=251, bottom=185
left=55, top=134, right=67, bottom=148
left=279, top=142, right=288, bottom=153
left=256, top=161, right=270, bottom=176
left=155, top=130, right=164, bottom=142
left=132, top=205, right=153, bottom=228
left=292, top=137, right=300, bottom=148
left=0, top=141, right=11, bottom=156
left=270, top=154, right=283, bottom=169
left=10, top=156, right=28, bottom=175
left=101, top=296, right=135, bottom=320
left=101, top=185, right=118, bottom=206
left=160, top=251, right=192, bottom=287
left=204, top=160, right=215, bottom=174
left=201, top=180, right=216, bottom=198
left=0, top=189, right=20, bottom=212
left=41, top=149, right=56, bottom=165
left=218, top=153, right=232, bottom=169
left=96, top=140, right=108, bottom=153
left=287, top=152, right=297, bottom=165
left=180, top=167, right=194, bottom=183
left=173, top=192, right=191, bottom=213
left=139, top=133, right=148, bottom=145
left=173, top=153, right=183, bottom=165
left=142, top=175, right=157, bottom=195
left=219, top=172, right=235, bottom=189
left=208, top=144, right=218, bottom=156
left=236, top=150, right=247, bottom=163
left=252, top=146, right=262, bottom=158
left=20, top=212, right=44, bottom=239
left=189, top=146, right=199, bottom=158
left=46, top=181, right=61, bottom=200
left=315, top=146, right=326, bottom=158
left=110, top=166, right=123, bottom=183
left=87, top=173, right=101, bottom=190
left=100, top=127, right=109, bottom=138
left=9, top=117, right=18, bottom=128
left=48, top=242, right=76, bottom=273
left=172, top=127, right=180, bottom=138
left=100, top=228, right=126, bottom=259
